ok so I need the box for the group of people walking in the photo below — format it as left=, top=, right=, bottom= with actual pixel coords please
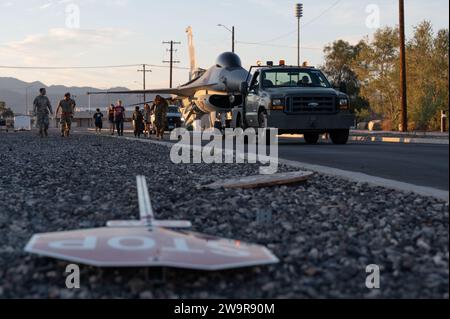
left=33, top=88, right=76, bottom=138
left=105, top=95, right=169, bottom=139
left=32, top=88, right=170, bottom=139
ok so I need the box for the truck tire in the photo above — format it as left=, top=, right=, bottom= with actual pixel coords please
left=330, top=129, right=350, bottom=145
left=258, top=110, right=268, bottom=128
left=304, top=133, right=320, bottom=144
left=236, top=114, right=247, bottom=130
left=258, top=110, right=273, bottom=145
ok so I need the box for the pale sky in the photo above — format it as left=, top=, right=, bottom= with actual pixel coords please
left=0, top=0, right=448, bottom=90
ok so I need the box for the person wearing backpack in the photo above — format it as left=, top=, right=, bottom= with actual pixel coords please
left=132, top=106, right=144, bottom=138
left=114, top=100, right=126, bottom=136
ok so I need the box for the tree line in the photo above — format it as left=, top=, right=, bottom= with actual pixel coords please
left=322, top=21, right=449, bottom=131
left=0, top=101, right=14, bottom=119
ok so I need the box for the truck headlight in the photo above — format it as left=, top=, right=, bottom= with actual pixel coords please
left=272, top=99, right=283, bottom=106
left=271, top=98, right=284, bottom=110
left=339, top=98, right=349, bottom=110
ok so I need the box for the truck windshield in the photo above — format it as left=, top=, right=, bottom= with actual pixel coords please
left=261, top=69, right=332, bottom=89
left=168, top=106, right=180, bottom=114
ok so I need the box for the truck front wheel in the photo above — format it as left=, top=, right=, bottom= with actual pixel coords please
left=236, top=114, right=247, bottom=130
left=258, top=110, right=268, bottom=128
left=304, top=133, right=320, bottom=144
left=330, top=129, right=350, bottom=145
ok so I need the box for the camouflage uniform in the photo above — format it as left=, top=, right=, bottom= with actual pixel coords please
left=57, top=98, right=76, bottom=136
left=154, top=101, right=168, bottom=139
left=33, top=95, right=53, bottom=137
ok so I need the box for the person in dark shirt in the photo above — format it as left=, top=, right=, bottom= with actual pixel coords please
left=93, top=109, right=104, bottom=134
left=132, top=106, right=145, bottom=138
left=114, top=100, right=126, bottom=137
left=153, top=95, right=168, bottom=140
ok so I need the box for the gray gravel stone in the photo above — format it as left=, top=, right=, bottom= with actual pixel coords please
left=0, top=131, right=448, bottom=299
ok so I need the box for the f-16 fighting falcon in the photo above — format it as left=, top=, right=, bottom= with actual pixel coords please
left=88, top=28, right=249, bottom=126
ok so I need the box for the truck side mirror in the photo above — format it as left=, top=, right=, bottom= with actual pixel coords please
left=240, top=82, right=249, bottom=95
left=339, top=82, right=348, bottom=94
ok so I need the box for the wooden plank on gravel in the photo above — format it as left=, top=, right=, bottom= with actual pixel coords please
left=204, top=171, right=314, bottom=189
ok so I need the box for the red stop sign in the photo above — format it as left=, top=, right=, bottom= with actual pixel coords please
left=25, top=227, right=279, bottom=271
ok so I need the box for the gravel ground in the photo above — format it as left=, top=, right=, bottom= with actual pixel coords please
left=0, top=131, right=448, bottom=299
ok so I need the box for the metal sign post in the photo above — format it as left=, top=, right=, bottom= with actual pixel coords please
left=107, top=176, right=192, bottom=229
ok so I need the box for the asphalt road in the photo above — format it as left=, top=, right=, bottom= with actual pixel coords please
left=277, top=137, right=449, bottom=191
left=86, top=129, right=450, bottom=191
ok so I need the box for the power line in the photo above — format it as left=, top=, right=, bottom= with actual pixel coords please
left=245, top=0, right=342, bottom=45
left=0, top=64, right=141, bottom=70
left=236, top=41, right=322, bottom=51
left=302, top=0, right=342, bottom=28
left=0, top=64, right=189, bottom=70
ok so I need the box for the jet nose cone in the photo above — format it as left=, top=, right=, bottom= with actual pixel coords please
left=216, top=52, right=242, bottom=68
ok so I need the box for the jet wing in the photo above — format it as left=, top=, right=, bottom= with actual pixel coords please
left=87, top=88, right=185, bottom=96
left=87, top=83, right=218, bottom=98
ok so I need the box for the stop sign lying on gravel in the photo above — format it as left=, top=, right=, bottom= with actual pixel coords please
left=24, top=176, right=279, bottom=271
left=25, top=227, right=279, bottom=270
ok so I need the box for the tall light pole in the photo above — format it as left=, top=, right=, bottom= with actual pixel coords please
left=399, top=0, right=408, bottom=132
left=217, top=24, right=235, bottom=53
left=25, top=85, right=35, bottom=116
left=295, top=4, right=304, bottom=67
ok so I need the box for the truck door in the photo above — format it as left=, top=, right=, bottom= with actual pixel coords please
left=245, top=71, right=261, bottom=127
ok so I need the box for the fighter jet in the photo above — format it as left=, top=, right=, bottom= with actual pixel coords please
left=87, top=28, right=249, bottom=124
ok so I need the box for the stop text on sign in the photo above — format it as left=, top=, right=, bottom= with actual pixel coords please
left=48, top=236, right=251, bottom=258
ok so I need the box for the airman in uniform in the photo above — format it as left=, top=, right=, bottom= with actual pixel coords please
left=153, top=95, right=168, bottom=140
left=33, top=88, right=53, bottom=138
left=56, top=93, right=76, bottom=137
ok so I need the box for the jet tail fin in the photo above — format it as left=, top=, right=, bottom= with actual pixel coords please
left=186, top=26, right=197, bottom=81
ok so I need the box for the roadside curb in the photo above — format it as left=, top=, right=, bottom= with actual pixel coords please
left=350, top=135, right=449, bottom=145
left=279, top=133, right=449, bottom=145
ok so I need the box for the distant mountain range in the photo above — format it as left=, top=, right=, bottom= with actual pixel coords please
left=0, top=77, right=156, bottom=115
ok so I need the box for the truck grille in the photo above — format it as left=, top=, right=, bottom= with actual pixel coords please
left=286, top=96, right=336, bottom=114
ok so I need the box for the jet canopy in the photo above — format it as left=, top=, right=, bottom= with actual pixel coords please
left=216, top=52, right=242, bottom=68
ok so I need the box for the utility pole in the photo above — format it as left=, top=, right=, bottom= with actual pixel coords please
left=163, top=41, right=181, bottom=88
left=218, top=24, right=235, bottom=53
left=137, top=64, right=152, bottom=103
left=296, top=4, right=304, bottom=67
left=232, top=26, right=235, bottom=53
left=399, top=0, right=408, bottom=132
